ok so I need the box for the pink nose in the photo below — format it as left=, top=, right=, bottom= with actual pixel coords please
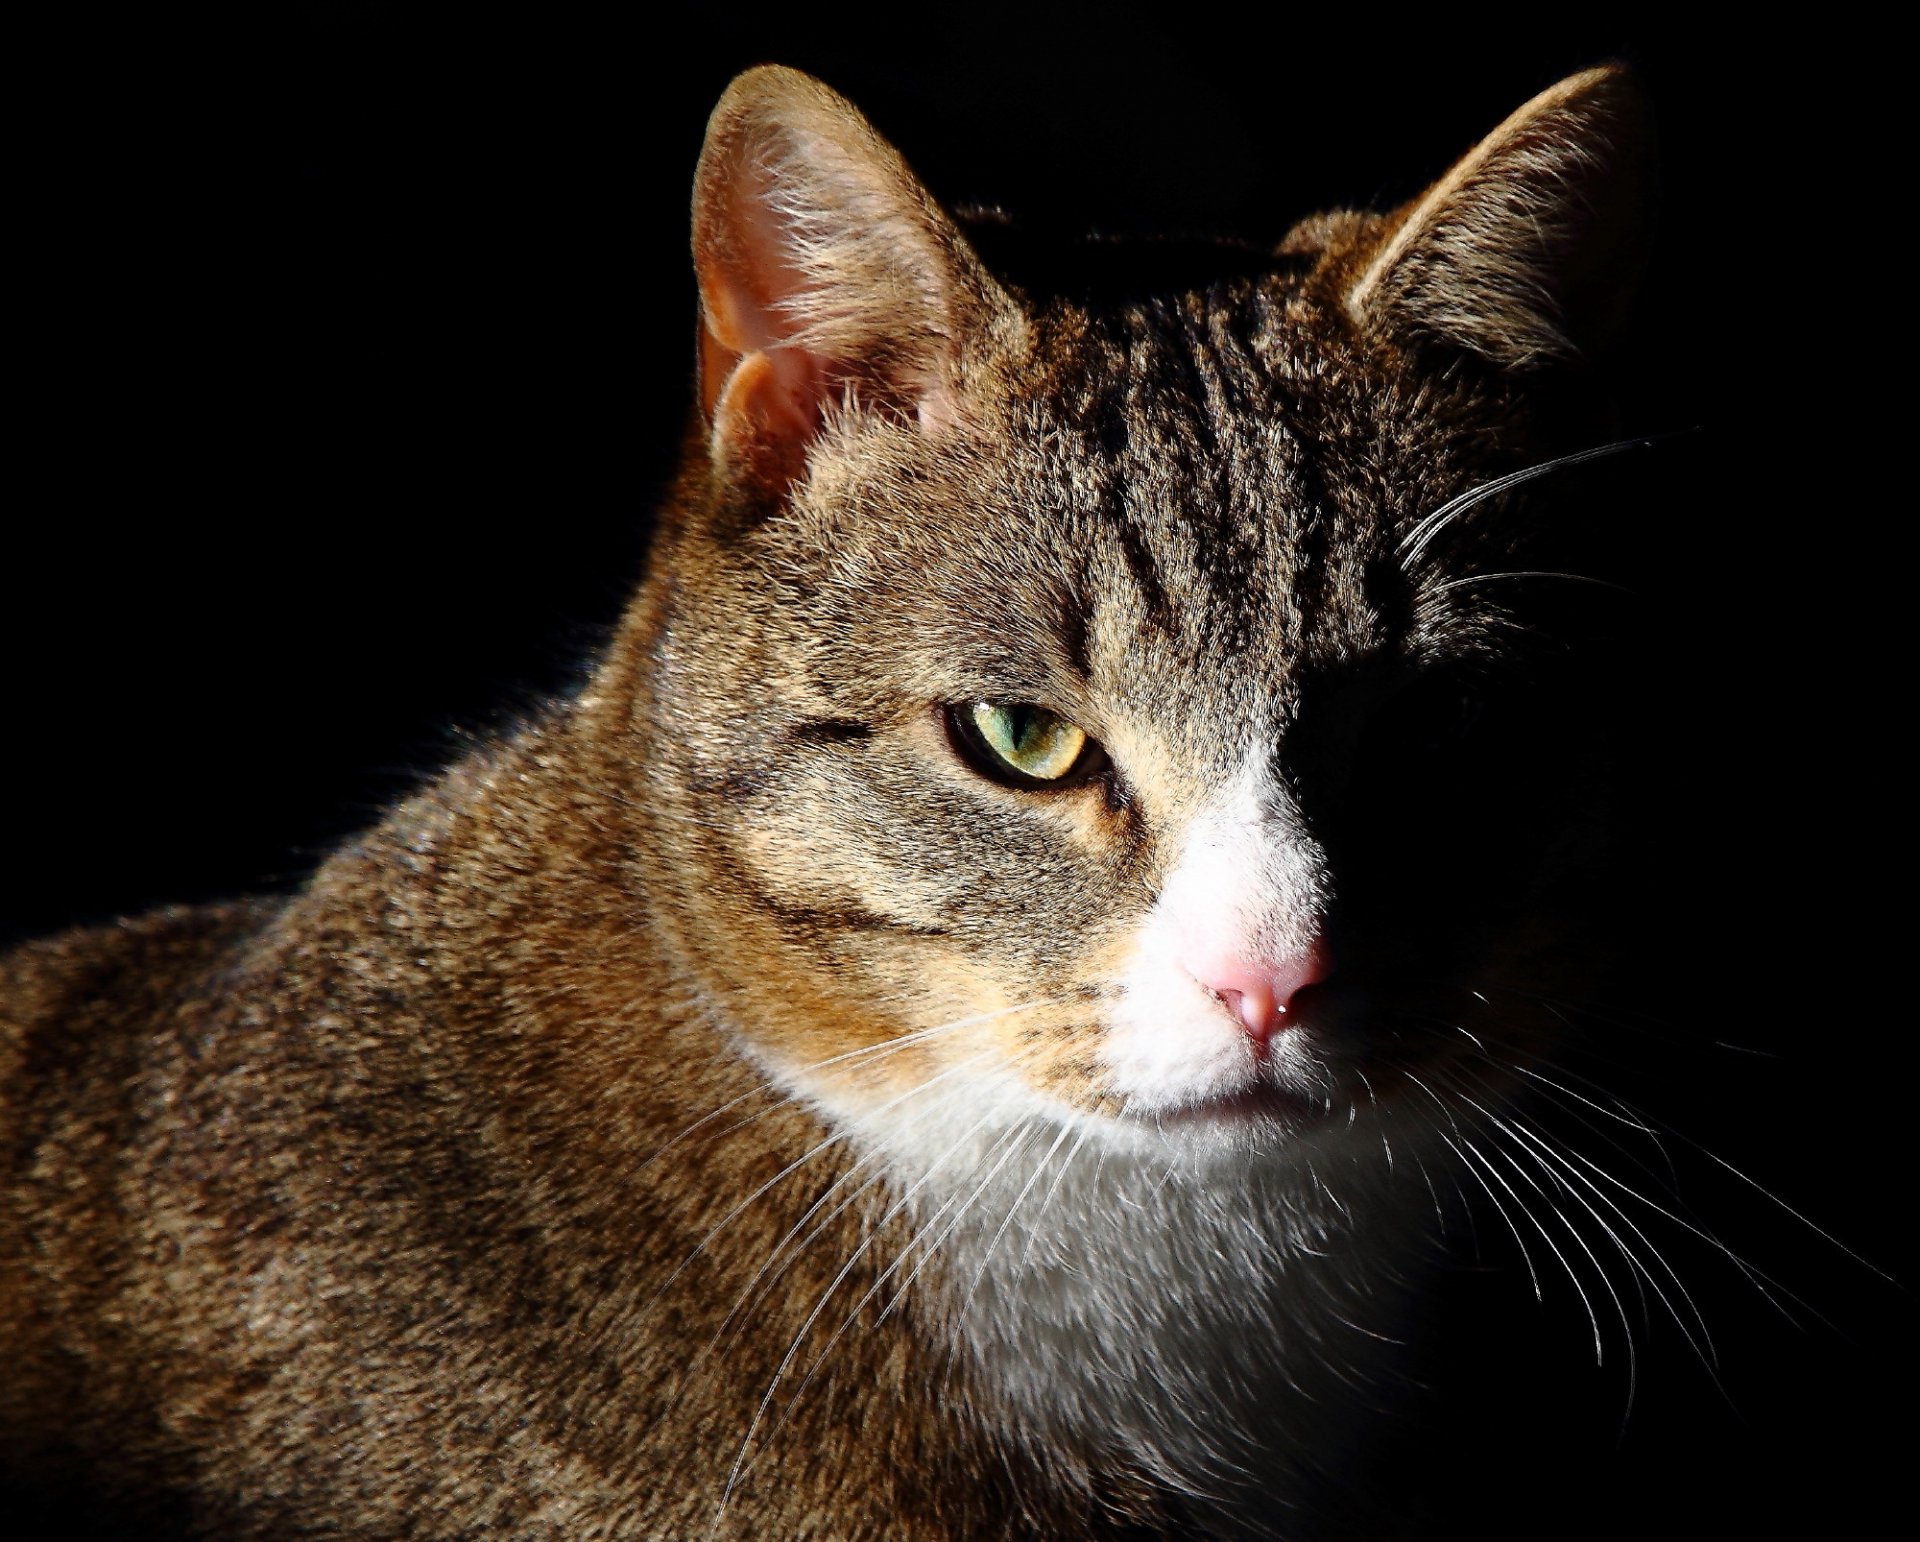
left=1184, top=941, right=1329, bottom=1047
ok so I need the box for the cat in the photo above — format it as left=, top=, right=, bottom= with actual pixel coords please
left=2, top=61, right=1664, bottom=1539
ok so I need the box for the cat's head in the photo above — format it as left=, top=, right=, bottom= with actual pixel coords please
left=631, top=65, right=1652, bottom=1162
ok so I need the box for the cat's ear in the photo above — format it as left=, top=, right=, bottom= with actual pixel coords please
left=1346, top=65, right=1653, bottom=369
left=692, top=67, right=1014, bottom=487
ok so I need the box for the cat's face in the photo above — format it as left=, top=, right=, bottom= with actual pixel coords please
left=637, top=66, right=1645, bottom=1164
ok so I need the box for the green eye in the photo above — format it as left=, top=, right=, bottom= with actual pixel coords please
left=946, top=702, right=1102, bottom=789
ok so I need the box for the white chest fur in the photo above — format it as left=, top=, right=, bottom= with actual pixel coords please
left=840, top=1091, right=1428, bottom=1505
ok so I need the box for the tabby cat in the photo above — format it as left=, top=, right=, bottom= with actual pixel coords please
left=3, top=62, right=1659, bottom=1539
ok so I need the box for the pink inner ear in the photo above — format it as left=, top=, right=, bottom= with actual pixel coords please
left=701, top=319, right=829, bottom=452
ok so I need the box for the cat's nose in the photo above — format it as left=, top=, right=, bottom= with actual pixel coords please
left=1186, top=942, right=1329, bottom=1048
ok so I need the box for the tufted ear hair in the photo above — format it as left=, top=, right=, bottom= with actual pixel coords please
left=691, top=66, right=1017, bottom=489
left=1346, top=65, right=1655, bottom=370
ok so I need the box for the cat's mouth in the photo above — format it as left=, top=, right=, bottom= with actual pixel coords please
left=1140, top=1078, right=1330, bottom=1129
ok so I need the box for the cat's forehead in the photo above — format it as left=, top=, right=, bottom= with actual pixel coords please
left=1032, top=281, right=1429, bottom=508
left=978, top=291, right=1427, bottom=674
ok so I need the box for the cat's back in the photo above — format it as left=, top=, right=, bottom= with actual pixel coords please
left=1, top=901, right=274, bottom=1180
left=0, top=903, right=272, bottom=1528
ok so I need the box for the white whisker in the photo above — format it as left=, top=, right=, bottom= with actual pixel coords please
left=1490, top=1092, right=1723, bottom=1380
left=1434, top=1067, right=1637, bottom=1405
left=1017, top=1115, right=1099, bottom=1271
left=960, top=1117, right=1076, bottom=1311
left=1405, top=1072, right=1542, bottom=1301
left=1398, top=434, right=1660, bottom=563
left=1433, top=568, right=1627, bottom=597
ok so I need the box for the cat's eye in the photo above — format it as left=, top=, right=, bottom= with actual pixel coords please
left=945, top=702, right=1104, bottom=790
left=1368, top=673, right=1492, bottom=758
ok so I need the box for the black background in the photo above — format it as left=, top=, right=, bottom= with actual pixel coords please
left=7, top=8, right=1908, bottom=1539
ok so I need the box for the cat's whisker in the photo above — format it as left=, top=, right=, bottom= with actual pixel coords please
left=1398, top=433, right=1663, bottom=564
left=794, top=995, right=1078, bottom=1075
left=1306, top=1160, right=1351, bottom=1224
left=1410, top=1145, right=1450, bottom=1237
left=755, top=1043, right=1106, bottom=1479
left=1436, top=998, right=1690, bottom=1191
left=650, top=1127, right=861, bottom=1315
left=1457, top=1125, right=1612, bottom=1371
left=1496, top=1066, right=1719, bottom=1263
left=1469, top=997, right=1891, bottom=1291
left=733, top=1159, right=963, bottom=1460
left=1017, top=1114, right=1100, bottom=1272
left=1519, top=1059, right=1691, bottom=1201
left=1431, top=568, right=1628, bottom=598
left=1422, top=1016, right=1686, bottom=1207
left=1546, top=1135, right=1836, bottom=1325
left=790, top=1047, right=1070, bottom=1368
left=687, top=996, right=1073, bottom=1149
left=1451, top=1047, right=1828, bottom=1333
left=727, top=1045, right=1047, bottom=1340
left=1691, top=1146, right=1895, bottom=1282
left=1510, top=1058, right=1663, bottom=1135
left=959, top=1117, right=1076, bottom=1311
left=1475, top=1082, right=1724, bottom=1381
left=1508, top=1150, right=1646, bottom=1424
left=1403, top=1072, right=1544, bottom=1303
left=1081, top=1094, right=1128, bottom=1198
left=1434, top=1127, right=1546, bottom=1304
left=1354, top=1069, right=1393, bottom=1175
left=873, top=1117, right=1044, bottom=1332
left=1372, top=1081, right=1451, bottom=1236
left=1432, top=1066, right=1640, bottom=1405
left=694, top=1144, right=896, bottom=1376
left=1445, top=1041, right=1695, bottom=1286
left=693, top=997, right=1082, bottom=1160
left=633, top=1080, right=791, bottom=1178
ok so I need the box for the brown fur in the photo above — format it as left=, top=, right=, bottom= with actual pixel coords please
left=3, top=65, right=1650, bottom=1539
